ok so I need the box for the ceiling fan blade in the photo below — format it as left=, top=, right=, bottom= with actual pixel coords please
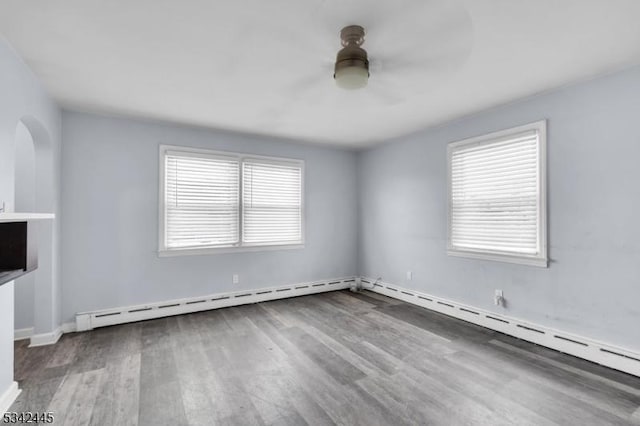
left=279, top=62, right=333, bottom=96
left=367, top=1, right=473, bottom=73
left=366, top=84, right=406, bottom=106
left=371, top=49, right=470, bottom=76
left=369, top=0, right=472, bottom=44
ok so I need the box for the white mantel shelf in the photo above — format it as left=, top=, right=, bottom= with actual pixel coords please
left=0, top=213, right=55, bottom=223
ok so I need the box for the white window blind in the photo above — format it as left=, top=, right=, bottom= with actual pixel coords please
left=160, top=146, right=304, bottom=254
left=448, top=121, right=547, bottom=267
left=164, top=151, right=240, bottom=249
left=242, top=160, right=303, bottom=245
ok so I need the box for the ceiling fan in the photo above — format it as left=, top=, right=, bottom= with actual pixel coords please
left=282, top=0, right=474, bottom=105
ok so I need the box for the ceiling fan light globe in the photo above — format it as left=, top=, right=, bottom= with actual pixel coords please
left=334, top=66, right=369, bottom=90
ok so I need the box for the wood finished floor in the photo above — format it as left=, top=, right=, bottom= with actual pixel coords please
left=12, top=290, right=640, bottom=426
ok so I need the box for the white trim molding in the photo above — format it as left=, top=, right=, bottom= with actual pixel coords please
left=158, top=144, right=306, bottom=257
left=447, top=120, right=548, bottom=268
left=14, top=327, right=33, bottom=341
left=361, top=277, right=640, bottom=378
left=76, top=277, right=355, bottom=331
left=158, top=243, right=305, bottom=257
left=29, top=327, right=62, bottom=347
left=17, top=324, right=75, bottom=346
left=0, top=382, right=21, bottom=414
left=0, top=213, right=54, bottom=223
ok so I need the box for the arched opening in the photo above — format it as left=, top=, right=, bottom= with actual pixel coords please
left=13, top=122, right=36, bottom=333
left=13, top=117, right=57, bottom=342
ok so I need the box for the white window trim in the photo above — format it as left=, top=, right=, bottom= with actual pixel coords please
left=446, top=120, right=548, bottom=268
left=158, top=144, right=305, bottom=256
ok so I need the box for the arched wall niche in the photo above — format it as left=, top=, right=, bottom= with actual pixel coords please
left=13, top=116, right=57, bottom=341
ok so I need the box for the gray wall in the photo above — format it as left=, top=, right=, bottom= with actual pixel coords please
left=358, top=66, right=640, bottom=351
left=0, top=38, right=61, bottom=402
left=61, top=112, right=358, bottom=323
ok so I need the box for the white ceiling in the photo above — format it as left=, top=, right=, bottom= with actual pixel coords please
left=1, top=1, right=640, bottom=147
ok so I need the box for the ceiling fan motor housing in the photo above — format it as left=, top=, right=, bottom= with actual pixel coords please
left=334, top=25, right=369, bottom=78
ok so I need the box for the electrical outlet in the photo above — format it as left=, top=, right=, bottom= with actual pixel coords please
left=232, top=274, right=239, bottom=284
left=494, top=289, right=504, bottom=306
left=406, top=271, right=413, bottom=281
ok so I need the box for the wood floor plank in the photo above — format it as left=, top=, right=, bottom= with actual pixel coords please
left=448, top=337, right=639, bottom=422
left=138, top=318, right=188, bottom=426
left=47, top=369, right=104, bottom=426
left=89, top=354, right=141, bottom=426
left=10, top=375, right=66, bottom=414
left=172, top=316, right=221, bottom=426
left=14, top=345, right=58, bottom=381
left=281, top=327, right=366, bottom=385
left=394, top=355, right=558, bottom=426
left=322, top=291, right=379, bottom=312
left=345, top=290, right=404, bottom=307
left=47, top=334, right=83, bottom=368
left=490, top=338, right=640, bottom=399
left=243, top=371, right=311, bottom=426
left=46, top=373, right=83, bottom=425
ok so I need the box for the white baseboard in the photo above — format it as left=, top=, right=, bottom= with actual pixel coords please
left=0, top=382, right=21, bottom=414
left=16, top=324, right=73, bottom=346
left=362, top=277, right=640, bottom=378
left=14, top=327, right=33, bottom=341
left=29, top=327, right=62, bottom=347
left=12, top=278, right=353, bottom=346
left=61, top=322, right=76, bottom=334
left=76, top=277, right=355, bottom=331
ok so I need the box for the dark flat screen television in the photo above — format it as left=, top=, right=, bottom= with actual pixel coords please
left=0, top=221, right=38, bottom=286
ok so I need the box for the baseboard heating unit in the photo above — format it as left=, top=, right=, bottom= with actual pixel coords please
left=361, top=277, right=640, bottom=378
left=76, top=277, right=355, bottom=331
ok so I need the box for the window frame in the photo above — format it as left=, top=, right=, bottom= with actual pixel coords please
left=446, top=120, right=548, bottom=267
left=158, top=144, right=305, bottom=257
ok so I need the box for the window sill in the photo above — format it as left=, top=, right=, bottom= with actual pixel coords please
left=158, top=243, right=305, bottom=257
left=447, top=249, right=548, bottom=268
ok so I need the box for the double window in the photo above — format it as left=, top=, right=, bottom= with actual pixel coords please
left=447, top=121, right=547, bottom=267
left=159, top=145, right=303, bottom=255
